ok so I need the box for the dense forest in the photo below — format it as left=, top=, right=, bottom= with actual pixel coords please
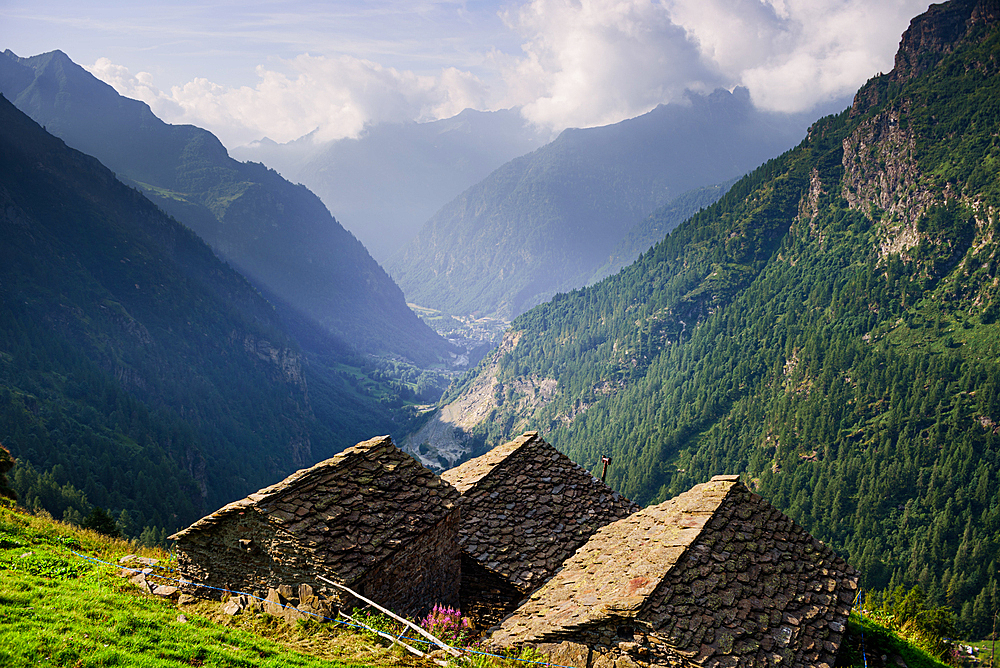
left=442, top=0, right=1000, bottom=636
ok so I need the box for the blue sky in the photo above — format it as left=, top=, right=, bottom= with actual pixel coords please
left=2, top=1, right=516, bottom=87
left=1, top=0, right=932, bottom=147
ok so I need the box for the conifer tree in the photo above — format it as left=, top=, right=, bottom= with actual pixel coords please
left=0, top=443, right=15, bottom=501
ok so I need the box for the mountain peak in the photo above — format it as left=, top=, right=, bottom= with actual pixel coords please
left=852, top=0, right=999, bottom=114
left=890, top=0, right=999, bottom=83
left=0, top=48, right=456, bottom=365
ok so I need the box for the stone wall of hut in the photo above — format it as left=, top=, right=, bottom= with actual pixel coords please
left=173, top=506, right=463, bottom=617
left=172, top=511, right=296, bottom=598
left=361, top=509, right=462, bottom=619
left=459, top=554, right=526, bottom=629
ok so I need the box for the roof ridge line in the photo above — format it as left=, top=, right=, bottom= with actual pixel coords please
left=475, top=431, right=543, bottom=483
left=169, top=435, right=396, bottom=539
left=240, top=435, right=394, bottom=507
left=632, top=479, right=744, bottom=621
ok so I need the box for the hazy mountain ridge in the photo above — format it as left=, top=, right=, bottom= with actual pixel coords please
left=0, top=49, right=454, bottom=367
left=0, top=92, right=328, bottom=530
left=414, top=0, right=1000, bottom=636
left=232, top=108, right=549, bottom=262
left=389, top=87, right=840, bottom=320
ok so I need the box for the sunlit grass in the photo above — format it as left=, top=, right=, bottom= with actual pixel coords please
left=836, top=612, right=951, bottom=668
left=0, top=501, right=556, bottom=668
left=0, top=502, right=376, bottom=667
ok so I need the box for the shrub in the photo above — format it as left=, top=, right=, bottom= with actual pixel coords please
left=420, top=604, right=473, bottom=646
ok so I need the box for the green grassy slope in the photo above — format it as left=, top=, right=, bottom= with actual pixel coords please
left=0, top=501, right=383, bottom=667
left=0, top=500, right=561, bottom=668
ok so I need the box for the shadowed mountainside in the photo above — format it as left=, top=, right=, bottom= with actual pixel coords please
left=0, top=49, right=455, bottom=366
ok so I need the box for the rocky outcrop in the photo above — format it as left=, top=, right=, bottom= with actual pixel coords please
left=853, top=0, right=1000, bottom=114
left=889, top=0, right=999, bottom=85
left=840, top=107, right=934, bottom=260
left=493, top=475, right=858, bottom=668
left=402, top=329, right=524, bottom=470
left=238, top=332, right=307, bottom=391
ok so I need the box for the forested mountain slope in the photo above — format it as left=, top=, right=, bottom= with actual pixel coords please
left=0, top=94, right=404, bottom=536
left=389, top=88, right=833, bottom=320
left=432, top=0, right=1000, bottom=636
left=232, top=108, right=548, bottom=262
left=587, top=180, right=738, bottom=285
left=0, top=49, right=453, bottom=366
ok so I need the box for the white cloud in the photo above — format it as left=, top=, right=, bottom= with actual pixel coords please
left=503, top=0, right=929, bottom=130
left=89, top=54, right=490, bottom=147
left=665, top=0, right=930, bottom=112
left=87, top=0, right=930, bottom=146
left=501, top=0, right=721, bottom=130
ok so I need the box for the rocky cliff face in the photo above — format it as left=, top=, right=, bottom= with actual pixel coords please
left=841, top=109, right=928, bottom=259
left=238, top=333, right=308, bottom=393
left=844, top=0, right=998, bottom=261
left=401, top=330, right=526, bottom=469
left=889, top=0, right=1000, bottom=85
left=851, top=0, right=1000, bottom=114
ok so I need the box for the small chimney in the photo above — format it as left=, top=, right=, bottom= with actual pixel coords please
left=600, top=456, right=611, bottom=482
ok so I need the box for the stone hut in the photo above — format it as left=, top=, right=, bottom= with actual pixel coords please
left=441, top=431, right=640, bottom=627
left=491, top=475, right=858, bottom=668
left=168, top=436, right=461, bottom=619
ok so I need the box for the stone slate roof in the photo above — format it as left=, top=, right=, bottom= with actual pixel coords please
left=169, top=436, right=459, bottom=584
left=492, top=475, right=858, bottom=667
left=440, top=431, right=640, bottom=592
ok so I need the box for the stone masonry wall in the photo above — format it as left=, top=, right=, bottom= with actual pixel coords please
left=459, top=554, right=526, bottom=629
left=172, top=511, right=317, bottom=600
left=362, top=508, right=461, bottom=619
left=174, top=507, right=462, bottom=618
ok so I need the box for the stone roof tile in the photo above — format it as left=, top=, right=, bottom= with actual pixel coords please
left=492, top=475, right=859, bottom=667
left=169, top=436, right=459, bottom=583
left=441, top=432, right=640, bottom=591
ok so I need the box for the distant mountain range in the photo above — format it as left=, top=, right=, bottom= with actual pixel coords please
left=232, top=109, right=549, bottom=262
left=388, top=87, right=845, bottom=320
left=0, top=49, right=454, bottom=366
